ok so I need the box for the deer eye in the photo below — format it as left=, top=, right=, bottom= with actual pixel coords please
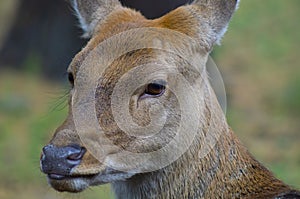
left=68, top=72, right=74, bottom=87
left=144, top=82, right=166, bottom=97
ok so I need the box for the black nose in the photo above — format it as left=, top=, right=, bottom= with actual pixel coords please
left=40, top=144, right=86, bottom=179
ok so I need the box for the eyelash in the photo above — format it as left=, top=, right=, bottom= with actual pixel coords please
left=139, top=82, right=166, bottom=100
left=144, top=83, right=166, bottom=96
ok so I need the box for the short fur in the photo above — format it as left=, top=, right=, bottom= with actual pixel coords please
left=41, top=0, right=300, bottom=198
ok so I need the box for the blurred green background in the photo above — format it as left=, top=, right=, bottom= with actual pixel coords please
left=0, top=0, right=299, bottom=198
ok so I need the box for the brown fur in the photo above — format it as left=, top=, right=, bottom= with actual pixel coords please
left=41, top=0, right=299, bottom=198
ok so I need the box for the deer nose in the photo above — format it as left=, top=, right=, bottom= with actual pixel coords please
left=40, top=144, right=86, bottom=179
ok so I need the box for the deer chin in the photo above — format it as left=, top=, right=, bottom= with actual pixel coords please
left=47, top=168, right=135, bottom=193
left=47, top=174, right=96, bottom=193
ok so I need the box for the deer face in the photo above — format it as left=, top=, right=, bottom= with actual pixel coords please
left=40, top=0, right=239, bottom=193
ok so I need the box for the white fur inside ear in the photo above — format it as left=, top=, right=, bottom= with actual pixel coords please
left=216, top=0, right=240, bottom=45
left=235, top=0, right=241, bottom=11
left=72, top=0, right=89, bottom=34
left=215, top=24, right=228, bottom=45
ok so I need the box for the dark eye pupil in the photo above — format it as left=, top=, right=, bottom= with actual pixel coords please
left=68, top=73, right=74, bottom=85
left=145, top=83, right=165, bottom=96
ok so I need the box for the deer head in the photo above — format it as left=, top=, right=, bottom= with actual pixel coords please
left=40, top=0, right=239, bottom=193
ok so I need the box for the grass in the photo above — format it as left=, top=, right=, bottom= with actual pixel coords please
left=214, top=0, right=300, bottom=189
left=0, top=71, right=113, bottom=199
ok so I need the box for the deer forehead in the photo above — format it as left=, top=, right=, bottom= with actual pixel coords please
left=67, top=6, right=209, bottom=75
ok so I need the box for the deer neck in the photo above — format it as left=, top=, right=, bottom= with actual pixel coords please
left=112, top=92, right=290, bottom=199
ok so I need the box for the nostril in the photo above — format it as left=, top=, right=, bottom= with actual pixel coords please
left=40, top=144, right=86, bottom=175
left=67, top=147, right=86, bottom=161
left=40, top=152, right=45, bottom=161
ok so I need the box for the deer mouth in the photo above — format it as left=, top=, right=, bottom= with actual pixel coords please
left=47, top=173, right=97, bottom=181
left=46, top=169, right=135, bottom=193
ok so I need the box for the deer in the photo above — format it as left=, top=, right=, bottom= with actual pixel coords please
left=40, top=0, right=300, bottom=198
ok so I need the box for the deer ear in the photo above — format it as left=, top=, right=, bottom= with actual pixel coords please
left=159, top=0, right=239, bottom=51
left=71, top=0, right=122, bottom=38
left=191, top=0, right=239, bottom=47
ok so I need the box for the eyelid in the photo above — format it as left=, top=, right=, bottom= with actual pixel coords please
left=149, top=79, right=166, bottom=86
left=138, top=81, right=167, bottom=100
